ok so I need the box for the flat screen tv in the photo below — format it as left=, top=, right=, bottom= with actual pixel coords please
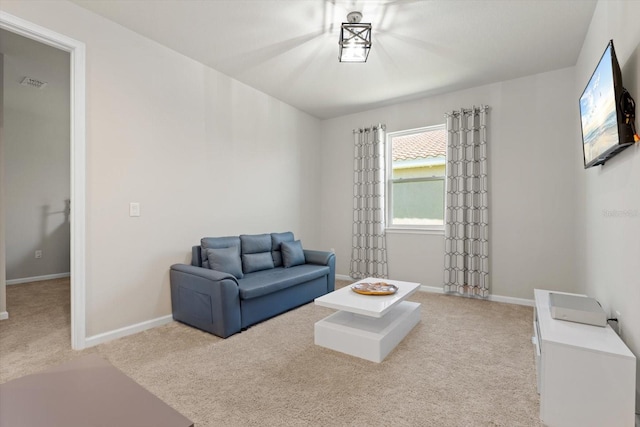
left=579, top=40, right=635, bottom=168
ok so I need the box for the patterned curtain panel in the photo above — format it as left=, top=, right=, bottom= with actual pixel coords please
left=443, top=106, right=490, bottom=297
left=350, top=124, right=388, bottom=280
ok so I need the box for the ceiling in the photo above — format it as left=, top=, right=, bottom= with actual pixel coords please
left=70, top=0, right=597, bottom=119
left=0, top=29, right=70, bottom=114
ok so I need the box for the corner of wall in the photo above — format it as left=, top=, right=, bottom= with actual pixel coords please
left=0, top=52, right=7, bottom=315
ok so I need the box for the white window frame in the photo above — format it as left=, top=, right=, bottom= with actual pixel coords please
left=385, top=124, right=446, bottom=234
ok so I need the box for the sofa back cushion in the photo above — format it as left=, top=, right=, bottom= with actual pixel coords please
left=201, top=236, right=241, bottom=269
left=240, top=234, right=275, bottom=274
left=270, top=232, right=294, bottom=267
left=206, top=247, right=244, bottom=279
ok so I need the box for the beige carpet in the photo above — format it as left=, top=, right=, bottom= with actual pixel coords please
left=0, top=279, right=542, bottom=426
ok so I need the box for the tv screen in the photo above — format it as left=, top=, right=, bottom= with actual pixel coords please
left=579, top=40, right=634, bottom=168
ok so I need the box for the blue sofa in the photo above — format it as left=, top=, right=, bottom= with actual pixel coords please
left=170, top=232, right=335, bottom=338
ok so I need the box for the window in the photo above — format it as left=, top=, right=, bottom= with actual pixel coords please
left=386, top=125, right=446, bottom=231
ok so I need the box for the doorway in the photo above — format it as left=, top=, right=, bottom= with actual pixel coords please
left=1, top=29, right=70, bottom=284
left=0, top=11, right=86, bottom=349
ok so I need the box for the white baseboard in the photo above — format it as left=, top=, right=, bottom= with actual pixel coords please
left=84, top=314, right=173, bottom=348
left=488, top=293, right=534, bottom=307
left=420, top=285, right=533, bottom=306
left=337, top=274, right=534, bottom=307
left=6, top=272, right=71, bottom=285
left=0, top=311, right=8, bottom=320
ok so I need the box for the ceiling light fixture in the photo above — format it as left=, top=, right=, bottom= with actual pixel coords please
left=339, top=11, right=372, bottom=63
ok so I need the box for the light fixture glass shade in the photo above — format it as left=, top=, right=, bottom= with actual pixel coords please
left=339, top=22, right=372, bottom=62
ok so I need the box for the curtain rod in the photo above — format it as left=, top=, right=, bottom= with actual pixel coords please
left=353, top=123, right=386, bottom=133
left=445, top=105, right=490, bottom=118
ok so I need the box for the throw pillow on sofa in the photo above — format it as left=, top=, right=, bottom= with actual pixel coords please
left=201, top=236, right=241, bottom=269
left=281, top=240, right=306, bottom=268
left=207, top=246, right=244, bottom=279
left=271, top=231, right=294, bottom=267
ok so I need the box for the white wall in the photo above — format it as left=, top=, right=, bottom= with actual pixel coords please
left=2, top=30, right=71, bottom=281
left=575, top=0, right=640, bottom=407
left=0, top=53, right=6, bottom=317
left=320, top=66, right=579, bottom=300
left=0, top=0, right=322, bottom=337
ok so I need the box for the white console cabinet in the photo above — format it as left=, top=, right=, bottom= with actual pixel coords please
left=533, top=289, right=636, bottom=427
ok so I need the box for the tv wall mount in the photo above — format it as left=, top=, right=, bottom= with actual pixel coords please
left=621, top=88, right=638, bottom=142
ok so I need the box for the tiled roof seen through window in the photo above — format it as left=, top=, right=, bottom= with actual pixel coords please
left=392, top=128, right=446, bottom=162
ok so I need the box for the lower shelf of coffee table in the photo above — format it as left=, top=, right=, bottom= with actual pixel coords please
left=314, top=301, right=421, bottom=363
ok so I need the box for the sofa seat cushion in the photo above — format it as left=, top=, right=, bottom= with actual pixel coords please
left=237, top=264, right=330, bottom=300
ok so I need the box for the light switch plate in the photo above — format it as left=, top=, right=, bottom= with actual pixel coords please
left=129, top=202, right=140, bottom=217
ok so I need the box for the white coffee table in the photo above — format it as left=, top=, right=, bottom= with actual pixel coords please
left=314, top=278, right=421, bottom=362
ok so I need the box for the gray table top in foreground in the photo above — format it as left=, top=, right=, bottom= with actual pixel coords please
left=0, top=353, right=193, bottom=427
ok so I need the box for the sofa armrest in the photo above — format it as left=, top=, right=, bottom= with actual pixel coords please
left=169, top=264, right=241, bottom=338
left=303, top=250, right=336, bottom=292
left=171, top=263, right=237, bottom=283
left=303, top=250, right=333, bottom=266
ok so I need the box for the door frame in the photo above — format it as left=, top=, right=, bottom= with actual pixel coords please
left=0, top=11, right=86, bottom=349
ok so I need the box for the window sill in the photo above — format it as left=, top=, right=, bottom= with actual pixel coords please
left=385, top=227, right=445, bottom=236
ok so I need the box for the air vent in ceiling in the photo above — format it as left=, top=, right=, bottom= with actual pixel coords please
left=20, top=77, right=47, bottom=89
